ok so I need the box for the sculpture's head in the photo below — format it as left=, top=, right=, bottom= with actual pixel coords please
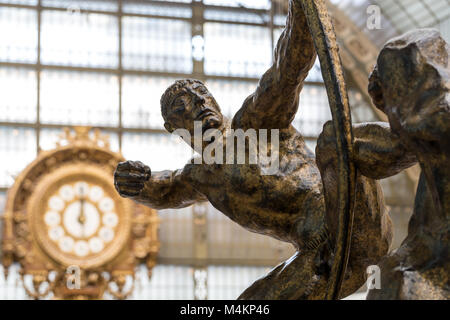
left=368, top=29, right=450, bottom=151
left=160, top=79, right=224, bottom=139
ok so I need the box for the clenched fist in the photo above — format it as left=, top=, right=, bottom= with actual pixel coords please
left=114, top=160, right=151, bottom=197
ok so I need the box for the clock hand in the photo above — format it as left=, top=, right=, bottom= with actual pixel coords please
left=78, top=197, right=86, bottom=237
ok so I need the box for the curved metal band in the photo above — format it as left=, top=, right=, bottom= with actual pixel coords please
left=300, top=0, right=357, bottom=300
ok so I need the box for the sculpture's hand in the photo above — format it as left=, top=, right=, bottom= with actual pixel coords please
left=114, top=160, right=151, bottom=198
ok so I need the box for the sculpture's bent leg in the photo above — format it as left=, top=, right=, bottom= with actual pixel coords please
left=238, top=250, right=328, bottom=300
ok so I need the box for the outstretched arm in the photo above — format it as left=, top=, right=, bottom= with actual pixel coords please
left=232, top=0, right=316, bottom=130
left=114, top=161, right=207, bottom=210
left=352, top=122, right=418, bottom=179
left=317, top=121, right=418, bottom=180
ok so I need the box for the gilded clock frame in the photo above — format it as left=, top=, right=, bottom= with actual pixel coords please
left=1, top=127, right=160, bottom=299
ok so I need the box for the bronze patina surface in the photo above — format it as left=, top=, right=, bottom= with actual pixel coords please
left=366, top=29, right=450, bottom=299
left=113, top=0, right=415, bottom=299
left=300, top=0, right=356, bottom=300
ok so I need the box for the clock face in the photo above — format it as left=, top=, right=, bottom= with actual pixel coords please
left=44, top=181, right=119, bottom=257
left=28, top=164, right=132, bottom=269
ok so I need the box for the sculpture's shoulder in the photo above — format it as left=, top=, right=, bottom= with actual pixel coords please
left=182, top=156, right=221, bottom=185
left=230, top=93, right=255, bottom=130
left=278, top=125, right=316, bottom=160
left=183, top=156, right=204, bottom=176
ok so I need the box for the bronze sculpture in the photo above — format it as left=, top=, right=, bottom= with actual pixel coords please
left=365, top=29, right=449, bottom=299
left=114, top=0, right=448, bottom=299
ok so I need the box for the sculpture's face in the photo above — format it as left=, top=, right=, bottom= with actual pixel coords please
left=163, top=83, right=223, bottom=138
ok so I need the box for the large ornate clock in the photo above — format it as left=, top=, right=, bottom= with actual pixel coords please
left=1, top=127, right=160, bottom=299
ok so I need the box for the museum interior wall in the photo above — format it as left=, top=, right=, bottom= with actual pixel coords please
left=0, top=0, right=448, bottom=299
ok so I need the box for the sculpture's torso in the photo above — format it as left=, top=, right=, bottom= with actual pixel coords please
left=184, top=126, right=326, bottom=247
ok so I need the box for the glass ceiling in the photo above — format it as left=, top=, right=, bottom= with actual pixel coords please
left=330, top=0, right=450, bottom=48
